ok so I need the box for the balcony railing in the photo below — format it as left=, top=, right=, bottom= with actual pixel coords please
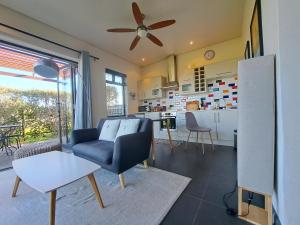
left=107, top=105, right=125, bottom=117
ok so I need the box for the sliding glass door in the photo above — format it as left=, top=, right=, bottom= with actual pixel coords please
left=0, top=41, right=77, bottom=169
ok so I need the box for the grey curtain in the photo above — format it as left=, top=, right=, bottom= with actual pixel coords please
left=74, top=51, right=93, bottom=129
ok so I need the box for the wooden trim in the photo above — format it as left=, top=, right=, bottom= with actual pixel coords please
left=87, top=174, right=105, bottom=208
left=49, top=190, right=57, bottom=225
left=238, top=186, right=272, bottom=225
left=143, top=160, right=148, bottom=169
left=12, top=176, right=21, bottom=198
left=238, top=187, right=243, bottom=216
left=119, top=174, right=125, bottom=189
left=266, top=195, right=272, bottom=225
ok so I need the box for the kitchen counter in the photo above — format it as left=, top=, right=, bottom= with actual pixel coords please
left=138, top=109, right=238, bottom=147
left=136, top=108, right=238, bottom=114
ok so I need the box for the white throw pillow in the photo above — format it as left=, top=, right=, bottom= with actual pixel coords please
left=99, top=119, right=121, bottom=142
left=114, top=119, right=140, bottom=142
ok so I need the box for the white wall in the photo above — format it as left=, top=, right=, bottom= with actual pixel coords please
left=0, top=5, right=141, bottom=125
left=274, top=1, right=300, bottom=224
left=243, top=1, right=300, bottom=224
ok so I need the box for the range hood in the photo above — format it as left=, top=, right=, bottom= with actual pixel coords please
left=162, top=55, right=178, bottom=89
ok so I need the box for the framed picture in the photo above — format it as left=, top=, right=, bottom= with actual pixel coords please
left=250, top=0, right=264, bottom=57
left=244, top=40, right=251, bottom=59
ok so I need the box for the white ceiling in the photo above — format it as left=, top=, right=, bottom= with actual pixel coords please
left=0, top=0, right=245, bottom=66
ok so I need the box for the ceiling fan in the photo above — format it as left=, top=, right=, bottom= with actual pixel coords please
left=107, top=2, right=176, bottom=50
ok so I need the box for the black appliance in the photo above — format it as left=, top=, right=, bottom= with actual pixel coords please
left=160, top=112, right=176, bottom=131
left=138, top=105, right=151, bottom=112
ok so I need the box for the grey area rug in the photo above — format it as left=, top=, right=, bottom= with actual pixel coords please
left=0, top=165, right=190, bottom=225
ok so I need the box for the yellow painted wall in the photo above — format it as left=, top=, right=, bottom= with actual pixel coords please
left=242, top=0, right=255, bottom=47
left=141, top=37, right=244, bottom=81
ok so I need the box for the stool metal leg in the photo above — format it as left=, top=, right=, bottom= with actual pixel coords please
left=209, top=131, right=214, bottom=151
left=185, top=131, right=191, bottom=149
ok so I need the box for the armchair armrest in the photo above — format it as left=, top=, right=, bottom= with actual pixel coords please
left=112, top=132, right=151, bottom=173
left=71, top=128, right=99, bottom=146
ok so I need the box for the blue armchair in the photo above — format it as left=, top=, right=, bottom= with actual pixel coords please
left=71, top=118, right=153, bottom=188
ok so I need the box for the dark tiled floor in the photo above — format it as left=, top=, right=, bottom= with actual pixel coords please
left=149, top=142, right=258, bottom=225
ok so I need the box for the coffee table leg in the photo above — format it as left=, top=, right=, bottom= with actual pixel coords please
left=49, top=190, right=56, bottom=225
left=88, top=174, right=105, bottom=208
left=12, top=176, right=21, bottom=197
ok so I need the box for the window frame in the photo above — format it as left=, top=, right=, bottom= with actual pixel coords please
left=0, top=40, right=78, bottom=144
left=105, top=69, right=127, bottom=117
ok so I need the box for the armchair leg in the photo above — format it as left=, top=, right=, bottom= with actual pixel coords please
left=119, top=174, right=125, bottom=189
left=143, top=160, right=148, bottom=169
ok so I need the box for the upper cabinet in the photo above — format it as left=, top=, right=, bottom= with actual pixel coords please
left=194, top=66, right=207, bottom=93
left=179, top=72, right=194, bottom=94
left=205, top=58, right=238, bottom=79
left=138, top=76, right=166, bottom=100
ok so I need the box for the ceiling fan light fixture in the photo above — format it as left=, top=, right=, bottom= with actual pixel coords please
left=107, top=2, right=176, bottom=50
left=137, top=27, right=148, bottom=38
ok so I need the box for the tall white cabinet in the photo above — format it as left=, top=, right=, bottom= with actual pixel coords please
left=237, top=55, right=275, bottom=225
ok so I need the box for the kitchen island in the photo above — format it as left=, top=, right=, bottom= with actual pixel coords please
left=140, top=109, right=238, bottom=147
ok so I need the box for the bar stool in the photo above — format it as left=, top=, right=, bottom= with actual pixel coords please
left=185, top=112, right=214, bottom=155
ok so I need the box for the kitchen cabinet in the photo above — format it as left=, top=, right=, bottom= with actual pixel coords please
left=193, top=110, right=237, bottom=143
left=205, top=58, right=238, bottom=79
left=194, top=111, right=218, bottom=140
left=143, top=110, right=238, bottom=147
left=178, top=66, right=207, bottom=95
left=138, top=76, right=166, bottom=100
left=144, top=112, right=160, bottom=139
left=176, top=112, right=190, bottom=141
left=178, top=72, right=194, bottom=94
left=216, top=110, right=238, bottom=141
left=194, top=67, right=206, bottom=93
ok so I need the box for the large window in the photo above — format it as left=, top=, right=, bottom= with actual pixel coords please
left=0, top=42, right=77, bottom=144
left=105, top=69, right=127, bottom=116
left=0, top=41, right=78, bottom=170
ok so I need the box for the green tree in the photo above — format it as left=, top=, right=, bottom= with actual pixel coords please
left=106, top=85, right=119, bottom=106
left=0, top=86, right=72, bottom=143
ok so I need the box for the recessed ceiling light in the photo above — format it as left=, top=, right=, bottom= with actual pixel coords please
left=189, top=41, right=194, bottom=45
left=142, top=58, right=145, bottom=62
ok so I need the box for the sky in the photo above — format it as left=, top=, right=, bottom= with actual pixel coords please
left=0, top=67, right=71, bottom=92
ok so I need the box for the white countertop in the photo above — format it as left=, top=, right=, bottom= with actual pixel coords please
left=136, top=109, right=238, bottom=114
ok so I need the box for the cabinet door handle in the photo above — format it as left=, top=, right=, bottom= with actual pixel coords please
left=218, top=112, right=220, bottom=123
left=213, top=112, right=216, bottom=122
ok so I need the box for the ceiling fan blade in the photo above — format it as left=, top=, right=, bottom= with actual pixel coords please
left=148, top=20, right=176, bottom=30
left=132, top=2, right=144, bottom=26
left=147, top=33, right=163, bottom=47
left=130, top=36, right=141, bottom=50
left=107, top=28, right=136, bottom=32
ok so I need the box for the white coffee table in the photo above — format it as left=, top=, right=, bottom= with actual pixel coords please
left=12, top=151, right=104, bottom=225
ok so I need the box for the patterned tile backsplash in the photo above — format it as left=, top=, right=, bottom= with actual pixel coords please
left=140, top=76, right=238, bottom=111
